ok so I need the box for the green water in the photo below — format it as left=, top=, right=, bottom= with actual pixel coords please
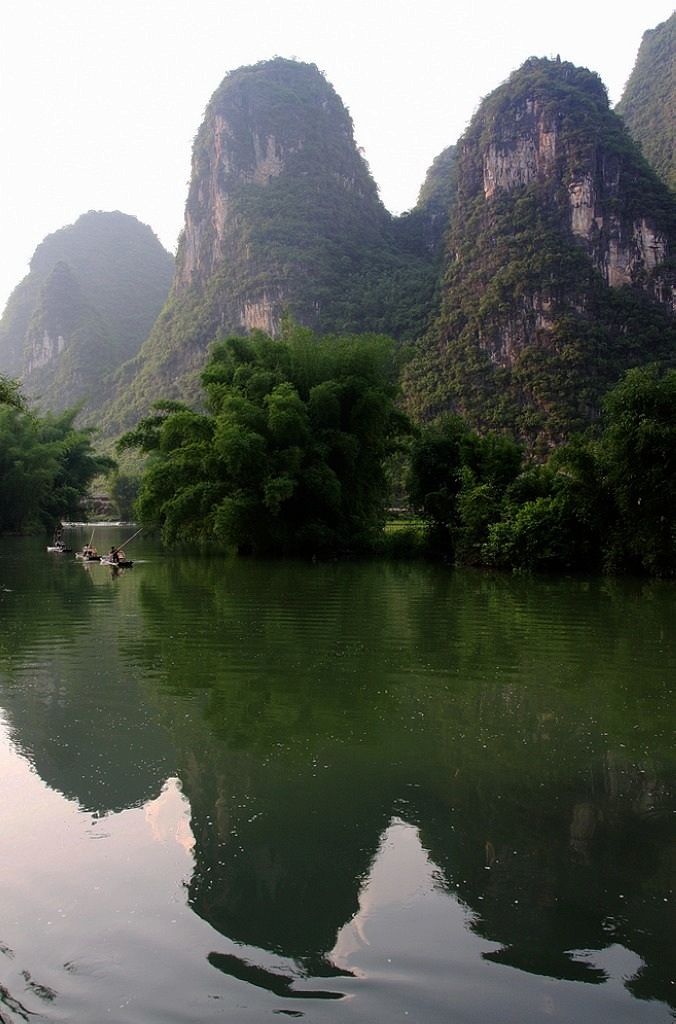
left=0, top=528, right=673, bottom=1022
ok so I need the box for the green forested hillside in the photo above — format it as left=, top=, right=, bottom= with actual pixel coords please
left=616, top=13, right=675, bottom=192
left=403, top=57, right=676, bottom=453
left=1, top=35, right=673, bottom=573
left=100, top=59, right=438, bottom=437
left=112, top=51, right=671, bottom=451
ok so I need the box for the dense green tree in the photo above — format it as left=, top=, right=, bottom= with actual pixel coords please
left=0, top=400, right=115, bottom=533
left=482, top=367, right=675, bottom=576
left=597, top=364, right=675, bottom=576
left=481, top=442, right=608, bottom=572
left=407, top=415, right=522, bottom=558
left=407, top=366, right=674, bottom=577
left=454, top=431, right=524, bottom=564
left=119, top=326, right=410, bottom=557
left=406, top=415, right=475, bottom=555
left=0, top=374, right=27, bottom=411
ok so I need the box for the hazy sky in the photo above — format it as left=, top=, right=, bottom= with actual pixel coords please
left=0, top=0, right=673, bottom=314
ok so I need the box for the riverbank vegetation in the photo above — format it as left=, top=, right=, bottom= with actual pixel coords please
left=0, top=375, right=114, bottom=534
left=406, top=364, right=674, bottom=577
left=117, top=328, right=674, bottom=577
left=2, top=336, right=672, bottom=578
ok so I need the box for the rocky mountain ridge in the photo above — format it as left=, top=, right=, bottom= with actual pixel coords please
left=615, top=13, right=675, bottom=192
left=403, top=56, right=675, bottom=449
left=100, top=58, right=437, bottom=436
left=481, top=88, right=671, bottom=299
left=1, top=21, right=673, bottom=449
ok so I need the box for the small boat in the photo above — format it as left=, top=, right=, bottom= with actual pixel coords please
left=47, top=525, right=72, bottom=553
left=101, top=557, right=133, bottom=568
left=100, top=529, right=142, bottom=570
left=47, top=540, right=73, bottom=553
left=101, top=548, right=133, bottom=568
left=75, top=529, right=100, bottom=561
left=75, top=546, right=101, bottom=562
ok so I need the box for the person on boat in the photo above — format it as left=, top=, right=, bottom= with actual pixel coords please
left=109, top=546, right=119, bottom=564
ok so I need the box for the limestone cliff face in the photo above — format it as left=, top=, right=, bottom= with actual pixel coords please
left=404, top=57, right=676, bottom=450
left=24, top=261, right=84, bottom=370
left=171, top=57, right=387, bottom=336
left=102, top=57, right=437, bottom=436
left=482, top=103, right=558, bottom=197
left=480, top=92, right=673, bottom=312
left=27, top=329, right=67, bottom=374
left=178, top=122, right=287, bottom=297
left=20, top=260, right=111, bottom=412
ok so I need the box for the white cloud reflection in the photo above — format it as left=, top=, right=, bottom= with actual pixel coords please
left=332, top=816, right=451, bottom=966
left=144, top=776, right=195, bottom=855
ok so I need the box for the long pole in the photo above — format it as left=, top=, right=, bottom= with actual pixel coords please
left=114, top=526, right=143, bottom=552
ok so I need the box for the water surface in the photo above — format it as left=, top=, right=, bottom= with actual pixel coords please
left=0, top=529, right=673, bottom=1022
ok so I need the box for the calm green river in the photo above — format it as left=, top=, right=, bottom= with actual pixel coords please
left=0, top=528, right=673, bottom=1023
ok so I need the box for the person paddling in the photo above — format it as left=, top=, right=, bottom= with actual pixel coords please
left=106, top=528, right=142, bottom=566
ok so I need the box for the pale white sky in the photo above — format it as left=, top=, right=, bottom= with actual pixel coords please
left=0, top=1, right=673, bottom=314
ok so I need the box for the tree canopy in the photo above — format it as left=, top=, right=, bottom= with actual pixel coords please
left=118, top=324, right=410, bottom=557
left=0, top=374, right=27, bottom=411
left=0, top=380, right=115, bottom=533
left=407, top=365, right=675, bottom=577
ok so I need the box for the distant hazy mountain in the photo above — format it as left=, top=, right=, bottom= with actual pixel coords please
left=404, top=56, right=676, bottom=451
left=0, top=211, right=174, bottom=416
left=616, top=13, right=675, bottom=192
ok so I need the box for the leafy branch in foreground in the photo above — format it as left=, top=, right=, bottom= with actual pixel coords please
left=0, top=374, right=28, bottom=412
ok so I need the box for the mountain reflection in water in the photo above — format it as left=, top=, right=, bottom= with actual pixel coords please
left=0, top=533, right=673, bottom=1022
